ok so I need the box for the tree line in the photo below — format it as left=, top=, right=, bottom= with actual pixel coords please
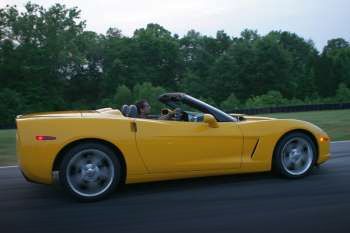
left=1, top=3, right=350, bottom=127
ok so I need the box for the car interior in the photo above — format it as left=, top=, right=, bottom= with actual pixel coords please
left=120, top=102, right=204, bottom=122
left=119, top=93, right=239, bottom=122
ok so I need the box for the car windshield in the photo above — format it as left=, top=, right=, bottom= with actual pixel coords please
left=162, top=94, right=237, bottom=122
left=184, top=96, right=236, bottom=121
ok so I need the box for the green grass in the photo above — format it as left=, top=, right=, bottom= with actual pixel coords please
left=0, top=129, right=16, bottom=166
left=263, top=109, right=350, bottom=141
left=0, top=109, right=349, bottom=166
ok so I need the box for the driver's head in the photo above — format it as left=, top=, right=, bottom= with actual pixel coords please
left=135, top=100, right=151, bottom=116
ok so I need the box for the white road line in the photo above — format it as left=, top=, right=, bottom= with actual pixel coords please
left=0, top=141, right=349, bottom=169
left=331, top=140, right=350, bottom=144
left=0, top=165, right=18, bottom=169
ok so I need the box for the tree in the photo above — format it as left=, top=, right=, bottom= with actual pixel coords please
left=106, top=27, right=123, bottom=38
left=240, top=29, right=259, bottom=42
left=64, top=31, right=105, bottom=108
left=266, top=31, right=318, bottom=98
left=132, top=23, right=183, bottom=89
left=210, top=31, right=293, bottom=101
left=0, top=2, right=86, bottom=112
left=101, top=35, right=134, bottom=94
left=0, top=89, right=24, bottom=128
left=315, top=38, right=350, bottom=96
left=179, top=30, right=217, bottom=80
left=208, top=52, right=241, bottom=103
left=323, top=38, right=349, bottom=55
left=178, top=71, right=207, bottom=98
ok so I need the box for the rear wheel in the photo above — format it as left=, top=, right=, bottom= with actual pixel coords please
left=59, top=142, right=122, bottom=201
left=273, top=132, right=317, bottom=178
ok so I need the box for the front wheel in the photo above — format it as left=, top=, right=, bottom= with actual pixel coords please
left=59, top=142, right=122, bottom=201
left=273, top=132, right=317, bottom=178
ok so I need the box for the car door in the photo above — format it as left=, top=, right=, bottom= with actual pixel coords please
left=134, top=118, right=243, bottom=173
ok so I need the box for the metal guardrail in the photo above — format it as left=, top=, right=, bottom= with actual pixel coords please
left=228, top=102, right=350, bottom=115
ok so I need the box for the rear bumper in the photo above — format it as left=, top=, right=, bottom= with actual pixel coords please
left=20, top=169, right=43, bottom=184
left=17, top=142, right=56, bottom=185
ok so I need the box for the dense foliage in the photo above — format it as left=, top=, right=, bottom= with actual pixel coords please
left=1, top=3, right=350, bottom=127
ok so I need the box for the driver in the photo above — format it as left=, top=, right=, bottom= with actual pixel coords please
left=135, top=100, right=176, bottom=120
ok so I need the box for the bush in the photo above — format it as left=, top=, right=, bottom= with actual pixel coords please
left=220, top=93, right=241, bottom=111
left=335, top=83, right=350, bottom=102
left=286, top=98, right=305, bottom=106
left=106, top=85, right=133, bottom=108
left=245, top=90, right=288, bottom=108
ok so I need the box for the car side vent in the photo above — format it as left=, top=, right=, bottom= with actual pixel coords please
left=250, top=139, right=260, bottom=158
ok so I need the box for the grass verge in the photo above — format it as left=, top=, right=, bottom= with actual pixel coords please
left=263, top=109, right=350, bottom=141
left=0, top=129, right=16, bottom=166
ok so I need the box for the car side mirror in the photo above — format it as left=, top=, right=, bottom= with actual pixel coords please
left=203, top=114, right=218, bottom=128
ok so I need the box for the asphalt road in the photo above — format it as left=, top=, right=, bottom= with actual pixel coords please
left=0, top=142, right=349, bottom=233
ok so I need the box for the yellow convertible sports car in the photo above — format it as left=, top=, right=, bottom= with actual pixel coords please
left=16, top=93, right=330, bottom=201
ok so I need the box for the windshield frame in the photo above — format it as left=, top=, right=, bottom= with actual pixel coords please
left=159, top=93, right=237, bottom=122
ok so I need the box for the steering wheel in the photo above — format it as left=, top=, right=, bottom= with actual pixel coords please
left=160, top=108, right=185, bottom=121
left=174, top=108, right=187, bottom=121
left=161, top=108, right=171, bottom=116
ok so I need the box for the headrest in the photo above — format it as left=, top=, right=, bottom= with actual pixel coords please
left=127, top=105, right=138, bottom=118
left=121, top=105, right=129, bottom=116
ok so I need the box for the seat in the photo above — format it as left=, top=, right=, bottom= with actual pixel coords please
left=127, top=105, right=138, bottom=118
left=121, top=105, right=129, bottom=116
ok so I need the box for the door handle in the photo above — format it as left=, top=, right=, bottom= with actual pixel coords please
left=130, top=122, right=137, bottom=132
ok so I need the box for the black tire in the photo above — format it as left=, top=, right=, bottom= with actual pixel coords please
left=273, top=132, right=317, bottom=178
left=59, top=142, right=123, bottom=202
